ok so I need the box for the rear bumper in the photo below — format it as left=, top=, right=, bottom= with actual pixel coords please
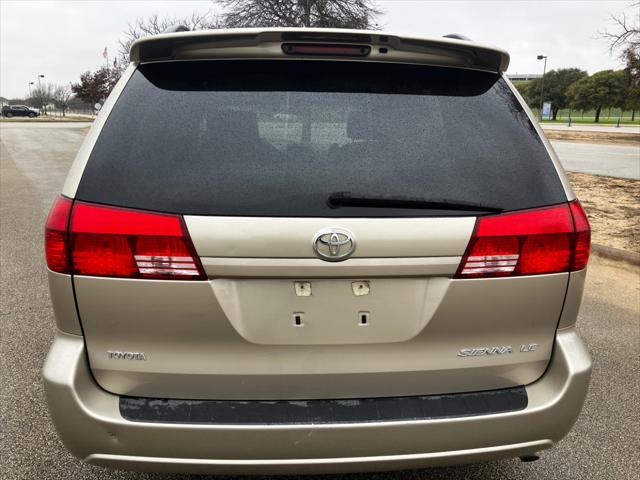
left=43, top=328, right=591, bottom=474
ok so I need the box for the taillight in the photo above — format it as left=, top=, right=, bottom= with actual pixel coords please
left=455, top=201, right=590, bottom=279
left=569, top=201, right=590, bottom=270
left=282, top=43, right=371, bottom=56
left=44, top=197, right=206, bottom=280
left=45, top=196, right=73, bottom=273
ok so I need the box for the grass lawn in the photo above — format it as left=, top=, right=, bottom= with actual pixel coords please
left=540, top=108, right=639, bottom=125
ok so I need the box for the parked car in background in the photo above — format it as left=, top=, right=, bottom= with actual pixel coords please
left=43, top=28, right=592, bottom=475
left=2, top=105, right=40, bottom=118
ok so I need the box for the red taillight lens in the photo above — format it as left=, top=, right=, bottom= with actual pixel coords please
left=45, top=196, right=73, bottom=273
left=63, top=202, right=206, bottom=280
left=45, top=198, right=205, bottom=280
left=455, top=201, right=590, bottom=279
left=569, top=201, right=590, bottom=270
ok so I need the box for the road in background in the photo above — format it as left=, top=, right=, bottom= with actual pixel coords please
left=1, top=123, right=639, bottom=480
left=550, top=140, right=640, bottom=180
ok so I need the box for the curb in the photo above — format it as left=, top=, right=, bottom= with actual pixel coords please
left=592, top=244, right=640, bottom=266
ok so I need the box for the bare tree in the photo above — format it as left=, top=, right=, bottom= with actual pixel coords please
left=118, top=11, right=222, bottom=63
left=53, top=85, right=73, bottom=117
left=116, top=2, right=381, bottom=67
left=601, top=2, right=640, bottom=54
left=30, top=83, right=54, bottom=115
left=601, top=2, right=640, bottom=120
left=217, top=0, right=381, bottom=29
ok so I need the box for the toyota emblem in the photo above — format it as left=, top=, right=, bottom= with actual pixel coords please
left=312, top=228, right=356, bottom=261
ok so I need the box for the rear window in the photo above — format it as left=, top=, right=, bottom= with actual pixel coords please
left=77, top=60, right=566, bottom=217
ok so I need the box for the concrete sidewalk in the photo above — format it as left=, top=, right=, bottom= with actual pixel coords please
left=541, top=123, right=640, bottom=134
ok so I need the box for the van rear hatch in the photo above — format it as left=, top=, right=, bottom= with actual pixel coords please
left=68, top=59, right=572, bottom=400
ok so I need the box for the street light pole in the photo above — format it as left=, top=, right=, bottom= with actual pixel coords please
left=28, top=82, right=34, bottom=96
left=37, top=74, right=45, bottom=115
left=537, top=55, right=547, bottom=119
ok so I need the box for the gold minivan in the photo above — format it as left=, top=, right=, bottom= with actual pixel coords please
left=43, top=28, right=592, bottom=475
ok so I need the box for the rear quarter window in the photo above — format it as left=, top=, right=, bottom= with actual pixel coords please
left=77, top=60, right=566, bottom=217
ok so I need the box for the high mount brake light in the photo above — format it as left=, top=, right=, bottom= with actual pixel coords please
left=455, top=201, right=590, bottom=279
left=44, top=198, right=206, bottom=280
left=281, top=43, right=371, bottom=57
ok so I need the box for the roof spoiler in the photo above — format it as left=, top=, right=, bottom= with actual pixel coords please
left=130, top=28, right=509, bottom=73
left=161, top=25, right=190, bottom=34
left=443, top=33, right=472, bottom=41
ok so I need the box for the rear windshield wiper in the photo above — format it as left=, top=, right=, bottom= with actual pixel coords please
left=327, top=192, right=504, bottom=213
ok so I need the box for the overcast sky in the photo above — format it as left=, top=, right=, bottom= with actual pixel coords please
left=0, top=0, right=631, bottom=99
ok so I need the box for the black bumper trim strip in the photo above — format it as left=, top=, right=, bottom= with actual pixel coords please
left=120, top=386, right=527, bottom=425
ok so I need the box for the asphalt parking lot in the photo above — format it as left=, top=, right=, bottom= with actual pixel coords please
left=1, top=123, right=639, bottom=480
